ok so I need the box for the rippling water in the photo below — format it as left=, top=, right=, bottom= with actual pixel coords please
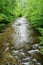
left=0, top=17, right=43, bottom=65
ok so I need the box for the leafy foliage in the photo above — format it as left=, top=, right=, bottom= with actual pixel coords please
left=0, top=0, right=21, bottom=32
left=22, top=0, right=43, bottom=54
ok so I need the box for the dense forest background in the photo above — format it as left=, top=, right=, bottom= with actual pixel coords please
left=0, top=0, right=43, bottom=54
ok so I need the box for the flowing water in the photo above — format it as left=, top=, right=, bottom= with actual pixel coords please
left=0, top=17, right=43, bottom=65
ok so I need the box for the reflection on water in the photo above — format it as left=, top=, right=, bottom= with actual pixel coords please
left=0, top=17, right=43, bottom=65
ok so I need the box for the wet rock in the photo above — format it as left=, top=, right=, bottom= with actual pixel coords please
left=25, top=44, right=33, bottom=51
left=36, top=63, right=41, bottom=65
left=22, top=62, right=30, bottom=65
left=11, top=50, right=26, bottom=59
left=22, top=57, right=30, bottom=62
left=11, top=50, right=20, bottom=56
left=32, top=52, right=43, bottom=64
left=32, top=44, right=39, bottom=49
left=32, top=59, right=37, bottom=63
left=27, top=50, right=40, bottom=55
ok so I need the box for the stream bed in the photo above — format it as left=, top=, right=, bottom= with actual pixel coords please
left=0, top=17, right=43, bottom=65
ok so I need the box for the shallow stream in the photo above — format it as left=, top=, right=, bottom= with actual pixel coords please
left=0, top=17, right=43, bottom=65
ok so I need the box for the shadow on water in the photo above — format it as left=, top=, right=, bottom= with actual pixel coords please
left=0, top=17, right=43, bottom=65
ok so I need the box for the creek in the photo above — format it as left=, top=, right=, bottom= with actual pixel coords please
left=0, top=17, right=43, bottom=65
